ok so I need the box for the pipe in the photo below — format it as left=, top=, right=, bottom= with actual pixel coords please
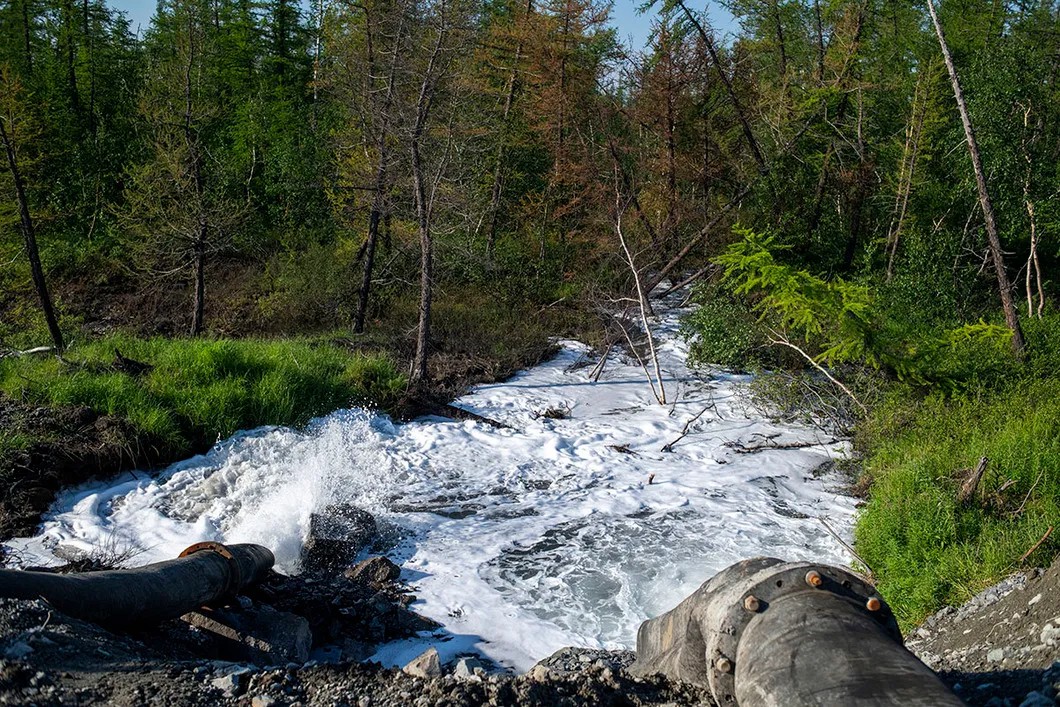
left=629, top=557, right=963, bottom=706
left=0, top=542, right=274, bottom=628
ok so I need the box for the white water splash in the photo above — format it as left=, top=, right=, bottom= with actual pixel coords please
left=5, top=304, right=858, bottom=671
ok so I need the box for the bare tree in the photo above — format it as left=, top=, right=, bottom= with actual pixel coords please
left=409, top=1, right=454, bottom=383
left=926, top=0, right=1025, bottom=354
left=352, top=0, right=408, bottom=334
left=0, top=68, right=64, bottom=352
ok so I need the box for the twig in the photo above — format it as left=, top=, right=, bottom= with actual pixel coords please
left=1008, top=468, right=1045, bottom=518
left=662, top=398, right=716, bottom=452
left=819, top=516, right=875, bottom=580
left=1019, top=526, right=1053, bottom=564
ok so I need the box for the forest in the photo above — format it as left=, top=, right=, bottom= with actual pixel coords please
left=2, top=0, right=1060, bottom=629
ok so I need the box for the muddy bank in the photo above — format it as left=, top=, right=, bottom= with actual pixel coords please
left=0, top=397, right=195, bottom=541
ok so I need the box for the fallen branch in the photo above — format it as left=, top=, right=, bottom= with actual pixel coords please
left=819, top=516, right=875, bottom=581
left=662, top=399, right=717, bottom=452
left=1019, top=526, right=1053, bottom=564
left=0, top=345, right=55, bottom=359
left=767, top=328, right=867, bottom=415
left=729, top=436, right=840, bottom=454
left=589, top=342, right=614, bottom=382
left=654, top=264, right=715, bottom=300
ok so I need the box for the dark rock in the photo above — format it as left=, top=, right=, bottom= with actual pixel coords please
left=301, top=505, right=377, bottom=575
left=343, top=556, right=400, bottom=586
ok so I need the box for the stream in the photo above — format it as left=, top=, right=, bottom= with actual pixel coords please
left=5, top=302, right=858, bottom=672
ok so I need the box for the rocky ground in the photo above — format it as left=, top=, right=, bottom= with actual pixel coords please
left=0, top=593, right=709, bottom=706
left=908, top=558, right=1060, bottom=706
left=1, top=499, right=1058, bottom=706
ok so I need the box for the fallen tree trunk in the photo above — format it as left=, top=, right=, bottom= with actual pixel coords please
left=0, top=542, right=274, bottom=628
left=630, top=557, right=962, bottom=706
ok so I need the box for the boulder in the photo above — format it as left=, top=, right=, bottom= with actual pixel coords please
left=302, top=505, right=377, bottom=575
left=343, top=556, right=400, bottom=586
left=403, top=647, right=441, bottom=678
left=453, top=656, right=487, bottom=679
left=182, top=605, right=312, bottom=666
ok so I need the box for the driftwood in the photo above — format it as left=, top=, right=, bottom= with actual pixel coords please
left=957, top=457, right=989, bottom=505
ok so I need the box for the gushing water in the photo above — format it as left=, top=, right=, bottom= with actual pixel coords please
left=6, top=306, right=858, bottom=671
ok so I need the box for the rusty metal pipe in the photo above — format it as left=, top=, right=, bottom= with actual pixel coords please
left=0, top=542, right=274, bottom=627
left=630, top=557, right=962, bottom=706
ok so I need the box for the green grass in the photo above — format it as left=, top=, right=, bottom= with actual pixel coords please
left=855, top=377, right=1060, bottom=629
left=0, top=335, right=406, bottom=453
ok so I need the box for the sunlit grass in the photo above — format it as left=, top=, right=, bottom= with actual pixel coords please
left=0, top=335, right=406, bottom=452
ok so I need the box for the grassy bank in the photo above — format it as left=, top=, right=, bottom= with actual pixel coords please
left=0, top=336, right=406, bottom=456
left=854, top=377, right=1060, bottom=629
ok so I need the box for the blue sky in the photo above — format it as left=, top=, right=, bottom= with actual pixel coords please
left=108, top=0, right=737, bottom=50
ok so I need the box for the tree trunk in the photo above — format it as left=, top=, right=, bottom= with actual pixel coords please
left=675, top=0, right=767, bottom=174
left=0, top=120, right=65, bottom=353
left=411, top=137, right=431, bottom=383
left=353, top=3, right=405, bottom=334
left=485, top=0, right=533, bottom=258
left=184, top=17, right=208, bottom=336
left=191, top=224, right=206, bottom=335
left=926, top=0, right=1025, bottom=355
left=410, top=20, right=447, bottom=383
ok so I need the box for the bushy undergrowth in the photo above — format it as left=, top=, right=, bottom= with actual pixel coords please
left=681, top=227, right=1060, bottom=630
left=0, top=336, right=405, bottom=452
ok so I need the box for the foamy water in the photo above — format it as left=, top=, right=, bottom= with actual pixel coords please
left=5, top=303, right=858, bottom=671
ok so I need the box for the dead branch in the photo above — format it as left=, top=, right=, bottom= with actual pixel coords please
left=1008, top=468, right=1045, bottom=518
left=662, top=398, right=717, bottom=452
left=1019, top=526, right=1053, bottom=564
left=819, top=516, right=875, bottom=581
left=615, top=186, right=666, bottom=405
left=0, top=345, right=55, bottom=359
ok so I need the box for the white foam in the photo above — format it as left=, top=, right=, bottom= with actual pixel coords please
left=5, top=302, right=858, bottom=672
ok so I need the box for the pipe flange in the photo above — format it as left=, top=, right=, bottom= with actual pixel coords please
left=178, top=541, right=243, bottom=597
left=705, top=560, right=900, bottom=704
